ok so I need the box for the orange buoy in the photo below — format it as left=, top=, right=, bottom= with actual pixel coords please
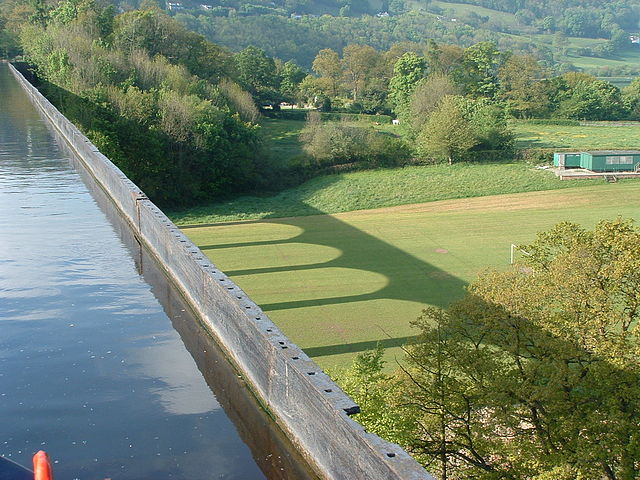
left=32, top=451, right=53, bottom=480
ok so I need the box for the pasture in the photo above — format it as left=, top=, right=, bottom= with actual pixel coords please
left=181, top=182, right=640, bottom=370
left=513, top=121, right=640, bottom=150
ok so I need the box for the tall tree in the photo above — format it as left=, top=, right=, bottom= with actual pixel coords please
left=312, top=48, right=342, bottom=98
left=341, top=44, right=380, bottom=101
left=234, top=45, right=280, bottom=106
left=425, top=40, right=464, bottom=77
left=407, top=73, right=458, bottom=135
left=388, top=52, right=427, bottom=112
left=277, top=59, right=307, bottom=103
left=416, top=95, right=478, bottom=164
left=460, top=41, right=502, bottom=98
left=498, top=54, right=550, bottom=118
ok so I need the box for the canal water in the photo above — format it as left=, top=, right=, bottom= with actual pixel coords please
left=0, top=64, right=316, bottom=480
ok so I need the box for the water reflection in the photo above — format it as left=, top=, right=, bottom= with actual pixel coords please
left=131, top=333, right=221, bottom=416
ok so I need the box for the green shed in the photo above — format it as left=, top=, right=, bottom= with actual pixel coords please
left=553, top=152, right=582, bottom=168
left=580, top=150, right=640, bottom=172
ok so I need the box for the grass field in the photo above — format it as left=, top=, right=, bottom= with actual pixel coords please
left=181, top=183, right=640, bottom=370
left=173, top=117, right=640, bottom=369
left=513, top=121, right=640, bottom=150
left=259, top=117, right=306, bottom=165
left=169, top=163, right=607, bottom=224
left=566, top=49, right=640, bottom=71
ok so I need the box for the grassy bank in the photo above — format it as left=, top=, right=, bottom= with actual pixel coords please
left=169, top=162, right=606, bottom=225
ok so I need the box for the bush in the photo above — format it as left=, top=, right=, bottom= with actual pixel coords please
left=300, top=111, right=409, bottom=168
left=368, top=135, right=412, bottom=167
left=321, top=112, right=393, bottom=124
left=517, top=147, right=555, bottom=164
left=459, top=149, right=516, bottom=163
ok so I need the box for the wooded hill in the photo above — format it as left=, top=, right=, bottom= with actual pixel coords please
left=169, top=0, right=640, bottom=73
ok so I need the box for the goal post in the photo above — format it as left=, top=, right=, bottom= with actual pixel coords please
left=510, top=244, right=532, bottom=265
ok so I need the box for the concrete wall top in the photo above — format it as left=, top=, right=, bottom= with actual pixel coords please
left=9, top=63, right=435, bottom=480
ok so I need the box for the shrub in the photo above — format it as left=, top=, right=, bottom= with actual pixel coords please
left=300, top=111, right=409, bottom=168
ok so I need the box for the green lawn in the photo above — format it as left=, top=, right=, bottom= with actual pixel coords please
left=600, top=77, right=636, bottom=88
left=169, top=163, right=608, bottom=224
left=513, top=121, right=640, bottom=150
left=168, top=118, right=640, bottom=226
left=259, top=117, right=306, bottom=166
left=181, top=183, right=640, bottom=370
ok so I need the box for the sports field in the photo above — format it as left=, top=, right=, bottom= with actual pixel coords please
left=182, top=183, right=640, bottom=369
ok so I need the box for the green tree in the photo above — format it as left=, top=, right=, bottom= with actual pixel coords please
left=416, top=95, right=478, bottom=164
left=0, top=11, right=18, bottom=58
left=336, top=345, right=415, bottom=448
left=407, top=73, right=458, bottom=135
left=425, top=41, right=465, bottom=77
left=277, top=59, right=307, bottom=103
left=460, top=41, right=502, bottom=98
left=552, top=31, right=569, bottom=60
left=312, top=48, right=342, bottom=98
left=457, top=96, right=514, bottom=151
left=557, top=78, right=626, bottom=120
left=27, top=0, right=49, bottom=27
left=341, top=44, right=380, bottom=101
left=17, top=2, right=263, bottom=207
left=610, top=27, right=630, bottom=50
left=113, top=8, right=232, bottom=82
left=623, top=78, right=640, bottom=120
left=297, top=74, right=329, bottom=108
left=234, top=45, right=280, bottom=107
left=388, top=52, right=426, bottom=112
left=387, top=219, right=640, bottom=479
left=498, top=54, right=550, bottom=118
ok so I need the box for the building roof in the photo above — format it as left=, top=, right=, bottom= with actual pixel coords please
left=555, top=150, right=640, bottom=155
left=584, top=150, right=640, bottom=155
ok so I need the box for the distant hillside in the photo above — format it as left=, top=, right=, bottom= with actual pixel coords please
left=164, top=0, right=640, bottom=73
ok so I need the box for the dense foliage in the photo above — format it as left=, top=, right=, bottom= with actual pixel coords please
left=300, top=111, right=410, bottom=168
left=339, top=219, right=640, bottom=479
left=295, top=41, right=639, bottom=164
left=174, top=12, right=555, bottom=70
left=172, top=0, right=640, bottom=74
left=4, top=1, right=274, bottom=206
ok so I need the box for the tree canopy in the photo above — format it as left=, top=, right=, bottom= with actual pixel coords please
left=12, top=1, right=269, bottom=206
